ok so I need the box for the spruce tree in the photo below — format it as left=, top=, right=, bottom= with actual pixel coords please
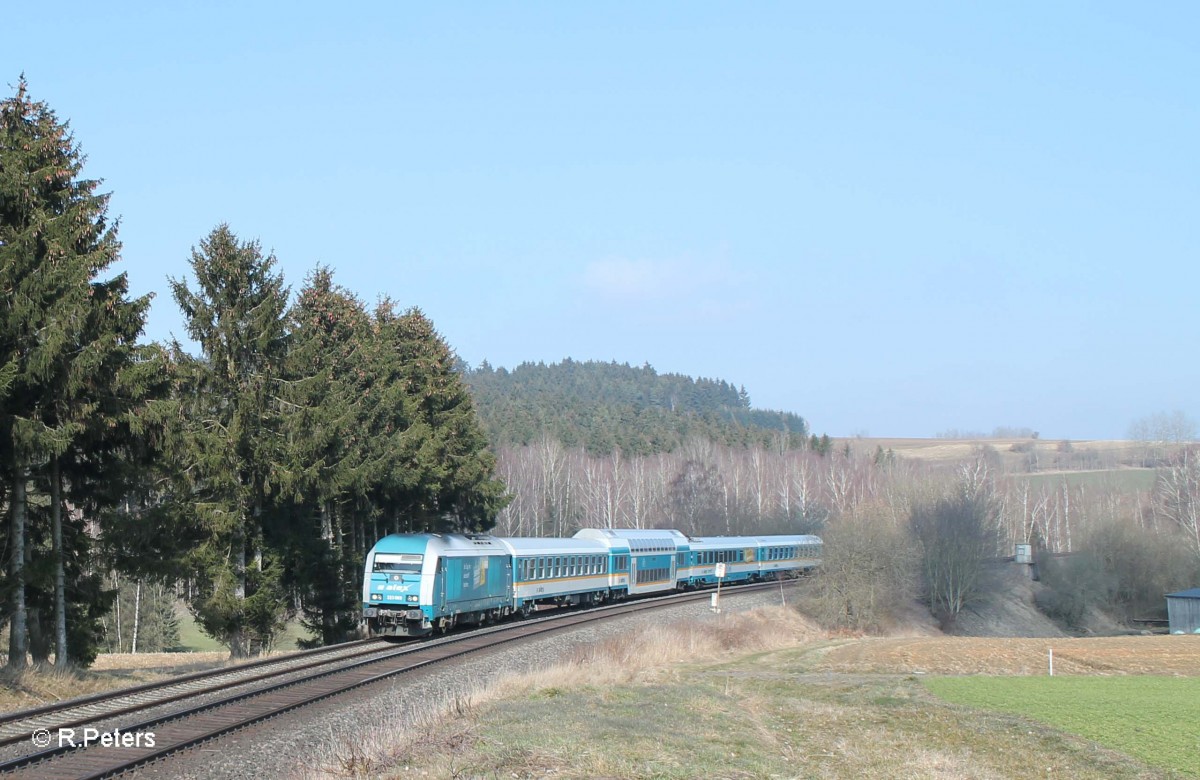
left=371, top=302, right=507, bottom=533
left=168, top=225, right=290, bottom=658
left=279, top=267, right=374, bottom=644
left=0, top=78, right=155, bottom=668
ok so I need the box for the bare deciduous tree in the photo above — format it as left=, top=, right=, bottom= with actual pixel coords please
left=810, top=503, right=918, bottom=632
left=911, top=492, right=998, bottom=629
left=1155, top=447, right=1200, bottom=561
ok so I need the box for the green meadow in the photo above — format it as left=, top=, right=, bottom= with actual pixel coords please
left=925, top=675, right=1200, bottom=777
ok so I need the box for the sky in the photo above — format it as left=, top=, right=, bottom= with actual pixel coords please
left=5, top=2, right=1197, bottom=440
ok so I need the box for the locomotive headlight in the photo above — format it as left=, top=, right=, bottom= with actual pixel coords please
left=370, top=594, right=381, bottom=601
left=407, top=595, right=419, bottom=603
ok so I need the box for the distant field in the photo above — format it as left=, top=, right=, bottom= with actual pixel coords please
left=842, top=437, right=1151, bottom=464
left=1019, top=467, right=1158, bottom=492
left=925, top=676, right=1200, bottom=777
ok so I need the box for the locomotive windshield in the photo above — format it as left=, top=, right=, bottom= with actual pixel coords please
left=372, top=553, right=423, bottom=573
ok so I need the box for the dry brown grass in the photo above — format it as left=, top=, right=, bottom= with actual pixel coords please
left=0, top=651, right=247, bottom=714
left=846, top=437, right=1145, bottom=462
left=302, top=613, right=1198, bottom=780
left=806, top=634, right=1200, bottom=676
left=305, top=607, right=825, bottom=779
left=88, top=651, right=228, bottom=671
left=486, top=606, right=824, bottom=699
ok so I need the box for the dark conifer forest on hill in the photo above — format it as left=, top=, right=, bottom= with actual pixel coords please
left=462, top=359, right=811, bottom=456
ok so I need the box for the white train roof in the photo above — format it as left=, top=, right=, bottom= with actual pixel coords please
left=496, top=537, right=611, bottom=556
left=689, top=534, right=822, bottom=548
left=575, top=528, right=687, bottom=552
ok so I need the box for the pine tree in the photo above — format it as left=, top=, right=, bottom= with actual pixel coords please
left=168, top=225, right=290, bottom=658
left=0, top=78, right=155, bottom=668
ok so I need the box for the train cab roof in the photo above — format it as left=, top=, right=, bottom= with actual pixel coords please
left=368, top=533, right=509, bottom=558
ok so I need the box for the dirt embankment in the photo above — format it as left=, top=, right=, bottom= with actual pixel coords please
left=948, top=560, right=1068, bottom=638
left=889, top=560, right=1134, bottom=640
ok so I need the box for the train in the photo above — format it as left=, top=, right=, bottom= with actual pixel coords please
left=362, top=527, right=822, bottom=637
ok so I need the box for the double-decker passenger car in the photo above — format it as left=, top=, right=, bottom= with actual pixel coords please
left=499, top=536, right=614, bottom=614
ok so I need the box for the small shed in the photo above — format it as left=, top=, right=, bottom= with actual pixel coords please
left=1165, top=588, right=1200, bottom=634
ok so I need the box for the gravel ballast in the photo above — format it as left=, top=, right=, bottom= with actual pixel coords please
left=128, top=585, right=798, bottom=779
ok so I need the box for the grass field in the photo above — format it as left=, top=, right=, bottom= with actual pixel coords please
left=925, top=676, right=1200, bottom=777
left=175, top=606, right=315, bottom=652
left=1018, top=468, right=1159, bottom=492
left=310, top=611, right=1194, bottom=780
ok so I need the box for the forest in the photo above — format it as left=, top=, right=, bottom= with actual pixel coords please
left=0, top=81, right=505, bottom=666
left=463, top=359, right=812, bottom=455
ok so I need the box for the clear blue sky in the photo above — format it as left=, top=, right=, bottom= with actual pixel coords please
left=7, top=3, right=1196, bottom=440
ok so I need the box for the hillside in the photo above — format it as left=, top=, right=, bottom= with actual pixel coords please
left=463, top=359, right=810, bottom=455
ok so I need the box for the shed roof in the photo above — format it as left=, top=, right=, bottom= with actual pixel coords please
left=1166, top=588, right=1200, bottom=599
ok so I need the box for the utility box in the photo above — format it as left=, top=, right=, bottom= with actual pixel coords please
left=1015, top=544, right=1033, bottom=564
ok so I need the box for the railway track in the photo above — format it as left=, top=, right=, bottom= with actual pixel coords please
left=0, top=638, right=389, bottom=750
left=1, top=582, right=779, bottom=778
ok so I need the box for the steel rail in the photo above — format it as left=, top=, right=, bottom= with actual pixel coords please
left=0, top=639, right=389, bottom=750
left=7, top=582, right=779, bottom=779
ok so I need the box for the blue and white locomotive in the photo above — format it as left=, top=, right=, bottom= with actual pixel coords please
left=362, top=527, right=822, bottom=637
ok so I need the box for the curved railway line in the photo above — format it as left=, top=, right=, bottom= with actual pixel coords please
left=1, top=581, right=783, bottom=779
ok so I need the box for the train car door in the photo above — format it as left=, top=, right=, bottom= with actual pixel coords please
left=436, top=557, right=447, bottom=613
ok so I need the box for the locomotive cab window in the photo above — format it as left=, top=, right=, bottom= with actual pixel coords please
left=373, top=553, right=423, bottom=573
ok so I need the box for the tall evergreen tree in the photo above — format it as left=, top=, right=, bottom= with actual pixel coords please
left=279, top=268, right=374, bottom=644
left=370, top=302, right=507, bottom=533
left=0, top=78, right=155, bottom=668
left=168, top=225, right=290, bottom=658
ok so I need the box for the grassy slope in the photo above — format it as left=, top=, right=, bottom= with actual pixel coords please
left=310, top=612, right=1188, bottom=780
